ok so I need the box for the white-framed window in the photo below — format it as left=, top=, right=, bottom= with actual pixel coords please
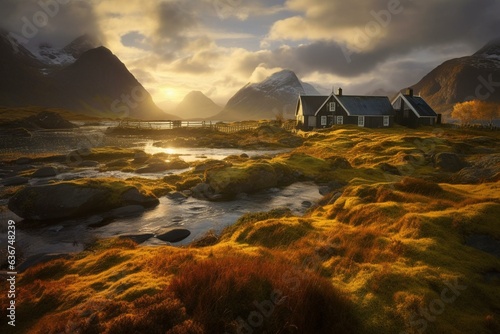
left=358, top=116, right=365, bottom=127
left=320, top=116, right=327, bottom=126
left=329, top=102, right=336, bottom=112
left=383, top=116, right=390, bottom=127
left=336, top=116, right=343, bottom=125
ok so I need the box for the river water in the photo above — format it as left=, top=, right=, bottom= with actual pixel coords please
left=0, top=126, right=322, bottom=262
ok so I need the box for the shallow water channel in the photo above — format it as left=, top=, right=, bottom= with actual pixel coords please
left=0, top=127, right=322, bottom=263
left=7, top=182, right=321, bottom=260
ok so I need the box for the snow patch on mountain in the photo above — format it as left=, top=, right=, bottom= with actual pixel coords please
left=35, top=43, right=76, bottom=66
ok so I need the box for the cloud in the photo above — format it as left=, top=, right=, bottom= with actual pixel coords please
left=0, top=0, right=104, bottom=50
left=271, top=0, right=500, bottom=52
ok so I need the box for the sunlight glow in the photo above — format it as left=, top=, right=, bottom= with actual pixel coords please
left=163, top=88, right=178, bottom=100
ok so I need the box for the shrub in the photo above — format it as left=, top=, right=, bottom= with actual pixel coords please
left=394, top=177, right=443, bottom=196
left=169, top=255, right=358, bottom=334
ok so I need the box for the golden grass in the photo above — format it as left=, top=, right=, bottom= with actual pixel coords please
left=2, top=126, right=500, bottom=333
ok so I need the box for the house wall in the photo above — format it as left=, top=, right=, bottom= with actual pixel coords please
left=393, top=96, right=437, bottom=128
left=316, top=103, right=393, bottom=128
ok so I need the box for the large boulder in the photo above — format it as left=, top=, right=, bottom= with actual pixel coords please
left=434, top=152, right=467, bottom=172
left=455, top=154, right=500, bottom=184
left=8, top=180, right=159, bottom=221
left=205, top=162, right=296, bottom=198
left=32, top=166, right=58, bottom=178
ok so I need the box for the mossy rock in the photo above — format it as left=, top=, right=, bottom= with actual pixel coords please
left=8, top=179, right=159, bottom=221
left=205, top=162, right=296, bottom=197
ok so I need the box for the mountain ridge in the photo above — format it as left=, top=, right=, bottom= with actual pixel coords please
left=409, top=38, right=500, bottom=116
left=0, top=32, right=172, bottom=120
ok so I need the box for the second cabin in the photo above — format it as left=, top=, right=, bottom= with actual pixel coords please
left=296, top=88, right=395, bottom=130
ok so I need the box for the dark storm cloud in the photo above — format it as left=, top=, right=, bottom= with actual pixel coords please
left=152, top=1, right=198, bottom=60
left=0, top=0, right=104, bottom=50
left=269, top=0, right=500, bottom=78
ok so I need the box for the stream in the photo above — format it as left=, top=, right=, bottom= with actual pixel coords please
left=0, top=126, right=322, bottom=264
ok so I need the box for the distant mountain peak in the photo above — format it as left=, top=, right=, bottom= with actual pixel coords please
left=175, top=91, right=222, bottom=120
left=474, top=37, right=500, bottom=58
left=213, top=69, right=320, bottom=121
left=63, top=34, right=102, bottom=58
left=32, top=34, right=102, bottom=66
left=407, top=38, right=500, bottom=115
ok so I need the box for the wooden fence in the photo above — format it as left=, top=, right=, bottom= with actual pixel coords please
left=115, top=120, right=294, bottom=133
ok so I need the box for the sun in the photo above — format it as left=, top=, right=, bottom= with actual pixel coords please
left=163, top=88, right=177, bottom=100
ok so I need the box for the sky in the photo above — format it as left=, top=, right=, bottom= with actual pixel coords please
left=1, top=0, right=500, bottom=110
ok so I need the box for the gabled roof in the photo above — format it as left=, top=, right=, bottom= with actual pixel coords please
left=322, top=95, right=394, bottom=116
left=401, top=95, right=438, bottom=117
left=296, top=95, right=329, bottom=116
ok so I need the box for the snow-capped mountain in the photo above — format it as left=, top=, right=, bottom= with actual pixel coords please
left=408, top=38, right=500, bottom=115
left=33, top=34, right=101, bottom=67
left=35, top=42, right=76, bottom=66
left=214, top=70, right=321, bottom=121
left=0, top=31, right=171, bottom=120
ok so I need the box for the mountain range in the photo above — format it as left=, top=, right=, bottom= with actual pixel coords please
left=0, top=31, right=172, bottom=120
left=410, top=39, right=500, bottom=116
left=2, top=29, right=499, bottom=122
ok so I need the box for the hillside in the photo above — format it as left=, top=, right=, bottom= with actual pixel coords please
left=174, top=91, right=222, bottom=119
left=214, top=70, right=321, bottom=121
left=1, top=125, right=499, bottom=333
left=0, top=32, right=172, bottom=120
left=409, top=38, right=500, bottom=116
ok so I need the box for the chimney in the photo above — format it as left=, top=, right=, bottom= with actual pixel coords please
left=407, top=88, right=414, bottom=97
left=338, top=87, right=343, bottom=96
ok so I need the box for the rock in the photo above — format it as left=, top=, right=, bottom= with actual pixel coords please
left=16, top=157, right=32, bottom=165
left=206, top=163, right=276, bottom=196
left=22, top=111, right=78, bottom=130
left=135, top=162, right=169, bottom=174
left=48, top=225, right=64, bottom=233
left=166, top=158, right=190, bottom=170
left=16, top=253, right=70, bottom=273
left=205, top=162, right=296, bottom=198
left=191, top=183, right=213, bottom=199
left=455, top=154, right=500, bottom=184
left=326, top=156, right=352, bottom=169
left=121, top=188, right=159, bottom=208
left=434, top=152, right=467, bottom=172
left=193, top=159, right=232, bottom=173
left=133, top=151, right=150, bottom=164
left=1, top=128, right=32, bottom=137
left=1, top=176, right=29, bottom=186
left=301, top=201, right=312, bottom=208
left=32, top=166, right=58, bottom=178
left=319, top=186, right=331, bottom=196
left=240, top=153, right=249, bottom=158
left=465, top=235, right=500, bottom=258
left=166, top=191, right=188, bottom=201
left=119, top=234, right=154, bottom=244
left=109, top=205, right=145, bottom=218
left=8, top=182, right=158, bottom=221
left=156, top=229, right=191, bottom=243
left=379, top=163, right=401, bottom=175
left=78, top=160, right=100, bottom=167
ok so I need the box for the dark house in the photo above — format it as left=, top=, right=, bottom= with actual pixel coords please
left=392, top=89, right=439, bottom=127
left=296, top=88, right=395, bottom=130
